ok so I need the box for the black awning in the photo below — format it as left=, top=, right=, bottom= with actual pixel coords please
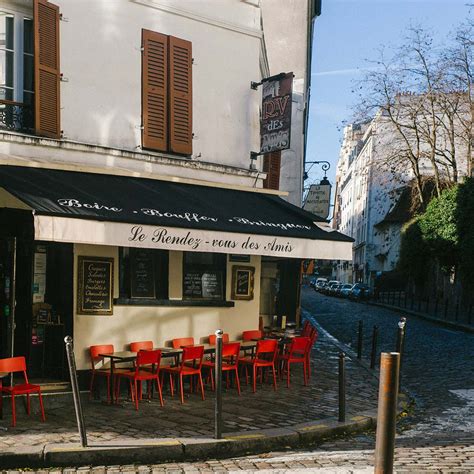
left=0, top=165, right=352, bottom=243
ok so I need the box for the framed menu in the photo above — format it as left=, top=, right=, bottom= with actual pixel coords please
left=130, top=248, right=156, bottom=298
left=77, top=256, right=114, bottom=315
left=231, top=266, right=255, bottom=301
left=183, top=271, right=223, bottom=300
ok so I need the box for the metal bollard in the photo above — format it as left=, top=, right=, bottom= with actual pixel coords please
left=395, top=318, right=407, bottom=389
left=214, top=329, right=223, bottom=440
left=370, top=325, right=378, bottom=369
left=64, top=336, right=87, bottom=447
left=357, top=320, right=363, bottom=359
left=374, top=352, right=401, bottom=474
left=338, top=351, right=346, bottom=422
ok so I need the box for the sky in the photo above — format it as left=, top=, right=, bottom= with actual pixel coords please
left=305, top=0, right=471, bottom=190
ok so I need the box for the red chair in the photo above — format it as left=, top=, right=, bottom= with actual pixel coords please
left=130, top=341, right=153, bottom=352
left=306, top=328, right=319, bottom=378
left=203, top=342, right=241, bottom=395
left=0, top=356, right=45, bottom=427
left=242, top=330, right=263, bottom=341
left=89, top=344, right=128, bottom=403
left=114, top=350, right=164, bottom=410
left=239, top=339, right=278, bottom=393
left=172, top=337, right=194, bottom=349
left=161, top=346, right=205, bottom=404
left=300, top=321, right=311, bottom=337
left=278, top=336, right=310, bottom=387
left=208, top=333, right=229, bottom=345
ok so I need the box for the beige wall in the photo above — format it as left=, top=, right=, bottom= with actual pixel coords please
left=73, top=244, right=261, bottom=370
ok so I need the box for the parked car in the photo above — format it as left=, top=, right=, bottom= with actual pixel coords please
left=323, top=280, right=339, bottom=295
left=315, top=278, right=328, bottom=292
left=350, top=283, right=373, bottom=300
left=339, top=284, right=354, bottom=298
left=328, top=282, right=342, bottom=296
left=309, top=277, right=317, bottom=289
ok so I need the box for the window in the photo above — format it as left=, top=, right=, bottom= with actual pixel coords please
left=119, top=248, right=169, bottom=300
left=0, top=11, right=14, bottom=102
left=142, top=30, right=192, bottom=155
left=182, top=252, right=226, bottom=301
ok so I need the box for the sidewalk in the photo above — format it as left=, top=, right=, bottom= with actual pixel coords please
left=0, top=323, right=384, bottom=468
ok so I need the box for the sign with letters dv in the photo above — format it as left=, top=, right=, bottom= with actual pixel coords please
left=260, top=72, right=293, bottom=154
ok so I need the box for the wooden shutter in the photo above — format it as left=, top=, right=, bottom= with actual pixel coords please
left=169, top=36, right=192, bottom=155
left=142, top=30, right=168, bottom=151
left=263, top=151, right=282, bottom=190
left=34, top=0, right=60, bottom=139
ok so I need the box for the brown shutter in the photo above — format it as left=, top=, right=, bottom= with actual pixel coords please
left=169, top=36, right=192, bottom=155
left=34, top=0, right=60, bottom=139
left=142, top=30, right=168, bottom=151
left=263, top=151, right=281, bottom=190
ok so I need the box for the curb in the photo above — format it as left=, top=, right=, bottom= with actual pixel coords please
left=368, top=301, right=474, bottom=334
left=0, top=414, right=378, bottom=469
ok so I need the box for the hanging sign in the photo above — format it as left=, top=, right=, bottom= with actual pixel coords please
left=303, top=183, right=331, bottom=219
left=260, top=72, right=293, bottom=154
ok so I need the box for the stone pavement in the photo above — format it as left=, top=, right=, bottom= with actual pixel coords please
left=0, top=327, right=379, bottom=462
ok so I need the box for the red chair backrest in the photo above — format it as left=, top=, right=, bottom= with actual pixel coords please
left=222, top=342, right=240, bottom=362
left=301, top=321, right=312, bottom=337
left=242, top=330, right=263, bottom=341
left=90, top=344, right=114, bottom=370
left=136, top=349, right=161, bottom=372
left=181, top=345, right=204, bottom=369
left=309, top=328, right=319, bottom=345
left=209, top=333, right=230, bottom=345
left=130, top=341, right=153, bottom=352
left=0, top=356, right=29, bottom=384
left=172, top=337, right=194, bottom=349
left=288, top=336, right=310, bottom=357
left=255, top=339, right=278, bottom=362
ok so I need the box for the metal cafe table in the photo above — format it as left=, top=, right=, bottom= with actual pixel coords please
left=99, top=341, right=257, bottom=403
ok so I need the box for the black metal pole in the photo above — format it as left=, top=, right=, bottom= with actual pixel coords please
left=64, top=336, right=87, bottom=447
left=374, top=352, right=400, bottom=474
left=395, top=317, right=407, bottom=389
left=338, top=351, right=346, bottom=422
left=357, top=320, right=363, bottom=359
left=214, top=329, right=223, bottom=440
left=370, top=325, right=378, bottom=369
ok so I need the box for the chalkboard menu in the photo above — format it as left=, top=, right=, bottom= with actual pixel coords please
left=130, top=249, right=156, bottom=298
left=183, top=271, right=223, bottom=300
left=77, top=256, right=114, bottom=315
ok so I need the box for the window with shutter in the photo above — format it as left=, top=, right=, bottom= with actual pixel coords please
left=169, top=36, right=192, bottom=155
left=263, top=151, right=281, bottom=190
left=142, top=30, right=168, bottom=152
left=142, top=30, right=192, bottom=156
left=34, top=0, right=60, bottom=139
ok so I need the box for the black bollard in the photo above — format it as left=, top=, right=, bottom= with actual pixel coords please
left=395, top=317, right=407, bottom=389
left=357, top=320, right=363, bottom=359
left=338, top=351, right=346, bottom=422
left=370, top=325, right=378, bottom=369
left=64, top=336, right=87, bottom=447
left=214, top=329, right=223, bottom=439
left=374, top=352, right=401, bottom=474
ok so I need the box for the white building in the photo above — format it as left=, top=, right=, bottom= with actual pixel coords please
left=0, top=0, right=350, bottom=379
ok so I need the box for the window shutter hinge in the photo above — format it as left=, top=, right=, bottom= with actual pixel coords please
left=59, top=14, right=68, bottom=22
left=136, top=125, right=144, bottom=130
left=137, top=46, right=145, bottom=52
left=192, top=58, right=195, bottom=64
left=60, top=73, right=69, bottom=82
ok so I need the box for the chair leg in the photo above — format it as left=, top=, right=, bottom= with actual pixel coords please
left=252, top=365, right=257, bottom=393
left=210, top=369, right=215, bottom=391
left=155, top=377, right=164, bottom=407
left=89, top=372, right=95, bottom=400
left=27, top=393, right=31, bottom=415
left=38, top=391, right=46, bottom=422
left=170, top=373, right=175, bottom=396
left=272, top=364, right=278, bottom=391
left=179, top=375, right=184, bottom=404
left=134, top=380, right=139, bottom=410
left=11, top=394, right=16, bottom=427
left=234, top=367, right=241, bottom=395
left=198, top=373, right=205, bottom=401
left=287, top=363, right=291, bottom=388
left=303, top=360, right=308, bottom=386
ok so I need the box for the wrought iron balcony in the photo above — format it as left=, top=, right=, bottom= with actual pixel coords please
left=0, top=99, right=34, bottom=134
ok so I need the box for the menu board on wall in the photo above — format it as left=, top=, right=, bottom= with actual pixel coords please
left=77, top=256, right=114, bottom=315
left=183, top=271, right=223, bottom=300
left=130, top=248, right=155, bottom=298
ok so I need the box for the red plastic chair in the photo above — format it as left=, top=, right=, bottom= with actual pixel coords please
left=208, top=333, right=229, bottom=345
left=278, top=336, right=310, bottom=387
left=306, top=328, right=319, bottom=378
left=89, top=344, right=128, bottom=403
left=203, top=342, right=241, bottom=395
left=242, top=330, right=263, bottom=341
left=172, top=337, right=194, bottom=349
left=114, top=350, right=163, bottom=410
left=130, top=341, right=153, bottom=352
left=0, top=356, right=45, bottom=427
left=239, top=339, right=278, bottom=393
left=300, top=321, right=311, bottom=337
left=161, top=345, right=205, bottom=404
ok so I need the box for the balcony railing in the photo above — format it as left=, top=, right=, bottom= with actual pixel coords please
left=0, top=99, right=34, bottom=134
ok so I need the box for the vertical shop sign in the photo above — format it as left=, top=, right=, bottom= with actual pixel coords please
left=260, top=72, right=293, bottom=153
left=303, top=183, right=332, bottom=219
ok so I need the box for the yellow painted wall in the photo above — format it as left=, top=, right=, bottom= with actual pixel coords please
left=73, top=244, right=261, bottom=369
